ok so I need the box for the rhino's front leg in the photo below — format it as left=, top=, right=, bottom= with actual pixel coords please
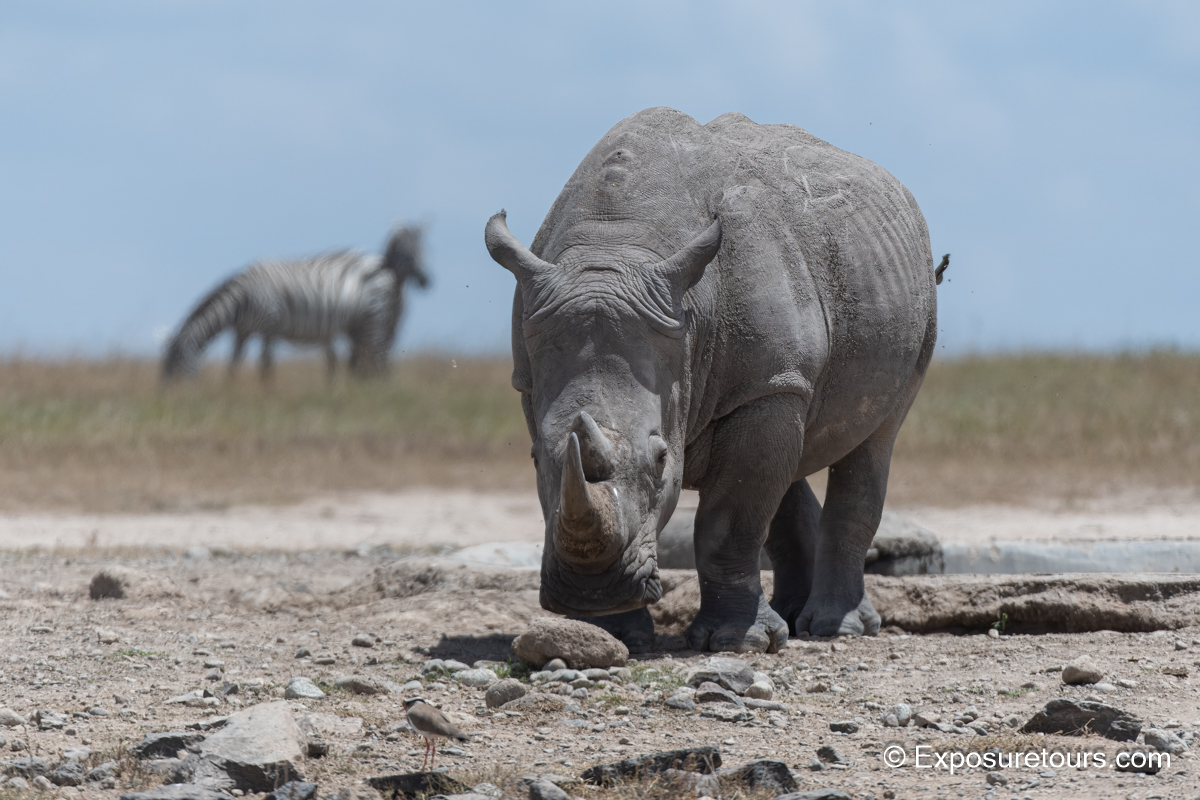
left=686, top=395, right=804, bottom=654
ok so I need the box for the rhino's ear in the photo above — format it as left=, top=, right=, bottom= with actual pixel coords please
left=648, top=217, right=722, bottom=298
left=485, top=211, right=554, bottom=283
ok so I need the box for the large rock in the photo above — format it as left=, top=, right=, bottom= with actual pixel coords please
left=176, top=701, right=305, bottom=792
left=1144, top=728, right=1188, bottom=755
left=863, top=573, right=1200, bottom=633
left=365, top=772, right=469, bottom=797
left=89, top=566, right=180, bottom=601
left=581, top=746, right=722, bottom=785
left=512, top=618, right=628, bottom=669
left=685, top=657, right=755, bottom=695
left=131, top=731, right=207, bottom=759
left=118, top=786, right=233, bottom=800
left=1022, top=699, right=1142, bottom=741
left=455, top=668, right=498, bottom=688
left=1062, top=657, right=1104, bottom=685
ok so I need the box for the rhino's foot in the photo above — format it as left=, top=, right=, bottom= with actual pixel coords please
left=795, top=592, right=881, bottom=637
left=570, top=608, right=655, bottom=653
left=685, top=593, right=789, bottom=654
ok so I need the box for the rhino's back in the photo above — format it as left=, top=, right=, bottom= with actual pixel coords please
left=532, top=108, right=937, bottom=468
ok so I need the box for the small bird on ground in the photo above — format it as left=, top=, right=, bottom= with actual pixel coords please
left=403, top=697, right=470, bottom=770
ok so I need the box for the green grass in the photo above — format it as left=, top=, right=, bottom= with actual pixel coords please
left=2, top=350, right=1199, bottom=510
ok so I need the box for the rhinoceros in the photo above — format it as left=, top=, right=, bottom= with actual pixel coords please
left=485, top=107, right=943, bottom=653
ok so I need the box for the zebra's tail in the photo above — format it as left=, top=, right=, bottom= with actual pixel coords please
left=161, top=276, right=246, bottom=380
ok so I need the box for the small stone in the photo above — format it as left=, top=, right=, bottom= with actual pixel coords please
left=204, top=668, right=223, bottom=682
left=0, top=708, right=26, bottom=727
left=402, top=679, right=422, bottom=692
left=6, top=777, right=29, bottom=791
left=987, top=628, right=1000, bottom=639
left=1115, top=678, right=1138, bottom=689
left=744, top=680, right=774, bottom=700
left=543, top=658, right=567, bottom=671
left=883, top=713, right=900, bottom=727
left=888, top=703, right=913, bottom=726
left=685, top=656, right=756, bottom=695
left=830, top=720, right=859, bottom=734
left=351, top=634, right=375, bottom=648
left=1061, top=657, right=1103, bottom=685
left=1175, top=640, right=1188, bottom=651
left=294, top=647, right=311, bottom=659
left=985, top=771, right=1007, bottom=786
left=1144, top=728, right=1187, bottom=755
left=97, top=629, right=120, bottom=644
left=1092, top=682, right=1118, bottom=693
left=455, top=668, right=498, bottom=688
left=32, top=775, right=53, bottom=791
left=1162, top=665, right=1189, bottom=678
left=334, top=675, right=383, bottom=695
left=484, top=678, right=526, bottom=708
left=203, top=659, right=225, bottom=669
left=694, top=681, right=743, bottom=706
left=816, top=744, right=848, bottom=764
left=913, top=711, right=941, bottom=728
left=665, top=693, right=697, bottom=711
left=284, top=677, right=326, bottom=700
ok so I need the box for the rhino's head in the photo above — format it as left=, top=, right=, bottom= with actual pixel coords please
left=485, top=211, right=721, bottom=616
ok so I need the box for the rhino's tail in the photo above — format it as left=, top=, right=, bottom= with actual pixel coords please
left=934, top=254, right=950, bottom=285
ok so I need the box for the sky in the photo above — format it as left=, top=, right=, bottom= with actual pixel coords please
left=2, top=1, right=1198, bottom=358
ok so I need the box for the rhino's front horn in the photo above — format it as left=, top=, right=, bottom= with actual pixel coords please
left=557, top=433, right=622, bottom=568
left=572, top=411, right=616, bottom=481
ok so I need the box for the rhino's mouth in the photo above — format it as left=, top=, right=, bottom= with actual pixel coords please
left=539, top=551, right=661, bottom=617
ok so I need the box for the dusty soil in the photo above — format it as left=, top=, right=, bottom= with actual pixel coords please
left=1, top=549, right=1199, bottom=800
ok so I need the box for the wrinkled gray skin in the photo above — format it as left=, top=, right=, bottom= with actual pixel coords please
left=486, top=108, right=938, bottom=653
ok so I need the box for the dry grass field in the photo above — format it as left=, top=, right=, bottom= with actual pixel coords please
left=0, top=352, right=1198, bottom=512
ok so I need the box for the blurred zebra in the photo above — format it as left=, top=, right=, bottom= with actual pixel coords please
left=162, top=226, right=428, bottom=381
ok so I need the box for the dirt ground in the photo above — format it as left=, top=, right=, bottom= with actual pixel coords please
left=1, top=534, right=1199, bottom=799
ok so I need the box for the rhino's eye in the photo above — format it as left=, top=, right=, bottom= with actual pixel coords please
left=649, top=436, right=668, bottom=479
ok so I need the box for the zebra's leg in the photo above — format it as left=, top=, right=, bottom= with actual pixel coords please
left=324, top=340, right=337, bottom=383
left=228, top=332, right=248, bottom=382
left=259, top=336, right=275, bottom=383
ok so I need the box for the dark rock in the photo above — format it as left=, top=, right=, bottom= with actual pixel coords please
left=306, top=740, right=329, bottom=758
left=1021, top=699, right=1141, bottom=741
left=1114, top=748, right=1164, bottom=774
left=685, top=657, right=755, bottom=694
left=87, top=763, right=117, bottom=783
left=528, top=778, right=571, bottom=800
left=816, top=745, right=848, bottom=764
left=49, top=761, right=87, bottom=786
left=694, top=681, right=743, bottom=706
left=581, top=746, right=721, bottom=785
left=34, top=709, right=67, bottom=730
left=366, top=771, right=470, bottom=798
left=720, top=759, right=797, bottom=793
left=5, top=757, right=51, bottom=778
left=266, top=780, right=319, bottom=800
left=664, top=694, right=697, bottom=711
left=131, top=731, right=207, bottom=759
left=773, top=791, right=853, bottom=800
left=699, top=704, right=755, bottom=723
left=829, top=720, right=859, bottom=734
left=118, top=785, right=234, bottom=800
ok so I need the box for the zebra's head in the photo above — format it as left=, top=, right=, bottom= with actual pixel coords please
left=383, top=225, right=429, bottom=289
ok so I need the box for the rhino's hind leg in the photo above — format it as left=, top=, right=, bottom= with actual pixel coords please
left=686, top=395, right=803, bottom=654
left=765, top=478, right=822, bottom=632
left=570, top=608, right=655, bottom=653
left=794, top=435, right=893, bottom=637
